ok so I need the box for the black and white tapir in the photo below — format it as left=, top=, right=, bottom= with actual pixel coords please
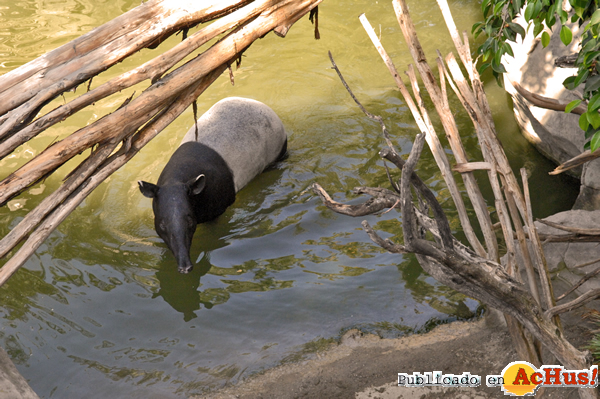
left=138, top=97, right=287, bottom=273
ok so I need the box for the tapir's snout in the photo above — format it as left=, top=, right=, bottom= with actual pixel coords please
left=176, top=251, right=194, bottom=274
left=178, top=263, right=193, bottom=274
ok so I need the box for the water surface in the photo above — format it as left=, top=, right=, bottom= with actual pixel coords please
left=0, top=0, right=579, bottom=397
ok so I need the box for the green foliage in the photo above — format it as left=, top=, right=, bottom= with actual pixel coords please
left=473, top=0, right=600, bottom=151
left=585, top=310, right=600, bottom=362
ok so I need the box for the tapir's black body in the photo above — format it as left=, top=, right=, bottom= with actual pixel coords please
left=139, top=97, right=287, bottom=273
left=157, top=142, right=236, bottom=224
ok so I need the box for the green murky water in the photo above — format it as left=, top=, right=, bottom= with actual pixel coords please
left=0, top=0, right=579, bottom=397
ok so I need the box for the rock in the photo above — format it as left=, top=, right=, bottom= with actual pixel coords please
left=503, top=17, right=583, bottom=171
left=0, top=345, right=39, bottom=399
left=503, top=16, right=600, bottom=209
left=511, top=210, right=600, bottom=310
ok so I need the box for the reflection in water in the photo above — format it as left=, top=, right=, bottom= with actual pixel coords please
left=154, top=258, right=209, bottom=321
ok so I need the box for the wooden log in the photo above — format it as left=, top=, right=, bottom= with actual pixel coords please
left=0, top=0, right=320, bottom=283
left=510, top=79, right=587, bottom=115
left=0, top=0, right=321, bottom=207
left=0, top=0, right=247, bottom=118
left=550, top=149, right=600, bottom=175
left=537, top=218, right=600, bottom=235
left=0, top=0, right=285, bottom=155
left=443, top=51, right=558, bottom=319
left=0, top=65, right=226, bottom=287
left=452, top=162, right=492, bottom=172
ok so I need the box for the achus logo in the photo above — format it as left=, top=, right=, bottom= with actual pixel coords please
left=486, top=361, right=598, bottom=396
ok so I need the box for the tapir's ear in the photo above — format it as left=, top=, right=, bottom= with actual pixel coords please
left=187, top=174, right=206, bottom=195
left=138, top=181, right=159, bottom=198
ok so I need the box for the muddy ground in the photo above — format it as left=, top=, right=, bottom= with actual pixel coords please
left=199, top=308, right=598, bottom=399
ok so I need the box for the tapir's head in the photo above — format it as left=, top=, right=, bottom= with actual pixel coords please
left=138, top=175, right=206, bottom=274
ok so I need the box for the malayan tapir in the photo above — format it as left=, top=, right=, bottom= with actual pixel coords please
left=138, top=97, right=287, bottom=273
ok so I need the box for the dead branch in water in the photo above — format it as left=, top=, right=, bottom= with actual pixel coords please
left=0, top=0, right=321, bottom=285
left=312, top=1, right=596, bottom=395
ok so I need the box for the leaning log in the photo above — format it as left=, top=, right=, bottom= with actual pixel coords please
left=0, top=0, right=321, bottom=285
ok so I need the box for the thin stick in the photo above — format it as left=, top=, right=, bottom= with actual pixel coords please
left=546, top=289, right=600, bottom=318
left=327, top=51, right=396, bottom=151
left=556, top=264, right=600, bottom=302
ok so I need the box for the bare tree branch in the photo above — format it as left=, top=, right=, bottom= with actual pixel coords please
left=361, top=220, right=407, bottom=254
left=537, top=218, right=600, bottom=236
left=509, top=79, right=587, bottom=115
left=556, top=264, right=600, bottom=302
left=547, top=289, right=600, bottom=318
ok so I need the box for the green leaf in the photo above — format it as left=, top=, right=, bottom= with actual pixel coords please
left=583, top=125, right=597, bottom=140
left=494, top=71, right=504, bottom=87
left=493, top=0, right=505, bottom=15
left=482, top=0, right=491, bottom=16
left=472, top=22, right=483, bottom=34
left=565, top=99, right=582, bottom=113
left=541, top=31, right=551, bottom=47
left=477, top=62, right=491, bottom=75
left=580, top=114, right=591, bottom=131
left=494, top=46, right=505, bottom=66
left=482, top=49, right=492, bottom=62
left=533, top=0, right=543, bottom=17
left=524, top=1, right=535, bottom=20
left=512, top=0, right=522, bottom=14
left=563, top=76, right=577, bottom=90
left=585, top=125, right=596, bottom=139
left=584, top=51, right=600, bottom=65
left=508, top=22, right=526, bottom=40
left=587, top=110, right=600, bottom=129
left=554, top=0, right=563, bottom=15
left=534, top=22, right=544, bottom=38
left=591, top=131, right=600, bottom=152
left=479, top=37, right=493, bottom=54
left=503, top=42, right=514, bottom=58
left=545, top=12, right=556, bottom=28
left=581, top=36, right=598, bottom=54
left=491, top=58, right=507, bottom=74
left=574, top=69, right=590, bottom=88
left=590, top=93, right=600, bottom=112
left=591, top=9, right=600, bottom=25
left=585, top=75, right=600, bottom=94
left=504, top=27, right=517, bottom=41
left=560, top=25, right=573, bottom=45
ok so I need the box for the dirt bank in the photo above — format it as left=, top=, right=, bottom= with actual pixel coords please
left=199, top=308, right=596, bottom=399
